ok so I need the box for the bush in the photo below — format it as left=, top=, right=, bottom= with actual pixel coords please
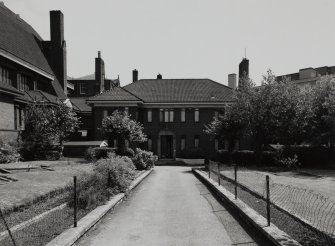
left=85, top=147, right=115, bottom=161
left=213, top=149, right=277, bottom=166
left=0, top=138, right=20, bottom=164
left=115, top=147, right=134, bottom=158
left=132, top=148, right=155, bottom=170
left=178, top=148, right=205, bottom=159
left=68, top=154, right=136, bottom=210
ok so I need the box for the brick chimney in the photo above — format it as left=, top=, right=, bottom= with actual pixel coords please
left=157, top=74, right=162, bottom=79
left=49, top=10, right=67, bottom=95
left=228, top=73, right=237, bottom=89
left=132, top=69, right=138, bottom=82
left=95, top=51, right=105, bottom=94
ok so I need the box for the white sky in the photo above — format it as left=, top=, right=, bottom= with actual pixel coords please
left=4, top=0, right=335, bottom=86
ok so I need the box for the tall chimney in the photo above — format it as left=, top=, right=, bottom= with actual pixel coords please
left=157, top=74, right=162, bottom=79
left=95, top=51, right=105, bottom=94
left=238, top=58, right=249, bottom=88
left=132, top=69, right=138, bottom=82
left=228, top=73, right=237, bottom=89
left=49, top=10, right=67, bottom=95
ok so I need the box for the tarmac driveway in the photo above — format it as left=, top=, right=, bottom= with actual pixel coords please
left=77, top=166, right=262, bottom=246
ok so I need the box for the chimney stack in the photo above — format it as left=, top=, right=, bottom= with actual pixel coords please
left=49, top=10, right=67, bottom=95
left=157, top=74, right=162, bottom=79
left=132, top=69, right=138, bottom=82
left=238, top=58, right=249, bottom=88
left=228, top=74, right=237, bottom=89
left=95, top=51, right=105, bottom=94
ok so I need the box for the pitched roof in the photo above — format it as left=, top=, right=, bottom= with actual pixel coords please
left=87, top=87, right=142, bottom=102
left=123, top=79, right=233, bottom=103
left=70, top=97, right=92, bottom=112
left=74, top=73, right=95, bottom=80
left=0, top=4, right=54, bottom=75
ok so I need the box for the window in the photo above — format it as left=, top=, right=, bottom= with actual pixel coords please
left=148, top=137, right=152, bottom=151
left=161, top=109, right=174, bottom=122
left=79, top=82, right=87, bottom=95
left=164, top=109, right=169, bottom=122
left=18, top=74, right=30, bottom=91
left=194, top=108, right=199, bottom=122
left=147, top=109, right=152, bottom=122
left=194, top=136, right=199, bottom=148
left=181, top=136, right=186, bottom=151
left=113, top=139, right=118, bottom=148
left=214, top=111, right=219, bottom=119
left=215, top=139, right=219, bottom=151
left=20, top=109, right=25, bottom=130
left=181, top=108, right=185, bottom=122
left=125, top=107, right=129, bottom=115
left=0, top=66, right=13, bottom=86
left=103, top=109, right=108, bottom=118
left=160, top=109, right=164, bottom=122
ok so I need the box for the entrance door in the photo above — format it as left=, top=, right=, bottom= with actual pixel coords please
left=160, top=135, right=173, bottom=159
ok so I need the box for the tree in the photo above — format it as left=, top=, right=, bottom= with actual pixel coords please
left=205, top=75, right=253, bottom=163
left=304, top=76, right=335, bottom=145
left=101, top=110, right=147, bottom=155
left=21, top=101, right=80, bottom=159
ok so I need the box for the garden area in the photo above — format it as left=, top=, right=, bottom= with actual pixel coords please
left=0, top=104, right=156, bottom=246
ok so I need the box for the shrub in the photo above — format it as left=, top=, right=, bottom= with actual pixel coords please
left=178, top=148, right=205, bottom=159
left=278, top=154, right=300, bottom=169
left=0, top=138, right=20, bottom=164
left=132, top=148, right=155, bottom=170
left=115, top=147, right=134, bottom=158
left=85, top=147, right=115, bottom=161
left=68, top=154, right=136, bottom=210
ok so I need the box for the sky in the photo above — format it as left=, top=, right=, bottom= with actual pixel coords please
left=4, top=0, right=335, bottom=86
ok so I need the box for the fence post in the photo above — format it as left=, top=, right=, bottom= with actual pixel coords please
left=0, top=207, right=16, bottom=246
left=73, top=176, right=77, bottom=228
left=266, top=175, right=271, bottom=226
left=234, top=164, right=237, bottom=199
left=218, top=163, right=220, bottom=185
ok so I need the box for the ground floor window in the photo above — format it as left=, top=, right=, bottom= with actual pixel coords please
left=181, top=136, right=186, bottom=151
left=194, top=135, right=199, bottom=148
left=148, top=137, right=152, bottom=151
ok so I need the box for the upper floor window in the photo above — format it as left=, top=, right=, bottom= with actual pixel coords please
left=0, top=66, right=13, bottom=86
left=214, top=111, right=219, bottom=119
left=181, top=108, right=185, bottom=122
left=147, top=109, right=152, bottom=122
left=103, top=109, right=108, bottom=118
left=125, top=107, right=129, bottom=115
left=79, top=82, right=87, bottom=95
left=18, top=74, right=31, bottom=91
left=194, top=108, right=199, bottom=122
left=160, top=109, right=174, bottom=122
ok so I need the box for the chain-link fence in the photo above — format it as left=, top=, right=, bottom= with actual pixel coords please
left=208, top=160, right=335, bottom=246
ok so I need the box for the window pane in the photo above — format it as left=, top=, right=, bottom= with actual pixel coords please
left=164, top=110, right=169, bottom=122
left=125, top=107, right=129, bottom=115
left=148, top=109, right=152, bottom=122
left=214, top=111, right=219, bottom=119
left=103, top=110, right=108, bottom=118
left=169, top=110, right=174, bottom=122
left=181, top=109, right=185, bottom=122
left=195, top=109, right=199, bottom=122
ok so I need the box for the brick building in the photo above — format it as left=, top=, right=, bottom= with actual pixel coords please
left=0, top=3, right=69, bottom=139
left=68, top=51, right=120, bottom=140
left=276, top=66, right=335, bottom=89
left=87, top=71, right=234, bottom=159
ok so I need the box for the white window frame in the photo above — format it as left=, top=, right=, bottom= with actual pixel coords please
left=181, top=108, right=185, bottom=122
left=79, top=82, right=87, bottom=95
left=194, top=108, right=199, bottom=122
left=147, top=109, right=152, bottom=122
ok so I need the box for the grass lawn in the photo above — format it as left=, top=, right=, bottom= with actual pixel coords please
left=0, top=159, right=93, bottom=212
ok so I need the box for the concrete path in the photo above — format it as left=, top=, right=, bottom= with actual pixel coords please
left=77, top=166, right=262, bottom=246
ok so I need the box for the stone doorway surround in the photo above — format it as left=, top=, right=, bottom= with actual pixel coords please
left=157, top=130, right=176, bottom=159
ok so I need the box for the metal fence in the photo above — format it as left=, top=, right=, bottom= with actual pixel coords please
left=0, top=176, right=92, bottom=246
left=208, top=160, right=335, bottom=246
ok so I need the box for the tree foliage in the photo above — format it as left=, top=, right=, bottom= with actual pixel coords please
left=21, top=101, right=80, bottom=158
left=101, top=110, right=147, bottom=154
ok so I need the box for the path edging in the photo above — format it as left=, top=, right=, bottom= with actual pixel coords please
left=193, top=168, right=301, bottom=246
left=46, top=168, right=153, bottom=246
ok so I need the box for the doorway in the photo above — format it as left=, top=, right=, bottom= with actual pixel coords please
left=160, top=135, right=173, bottom=159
